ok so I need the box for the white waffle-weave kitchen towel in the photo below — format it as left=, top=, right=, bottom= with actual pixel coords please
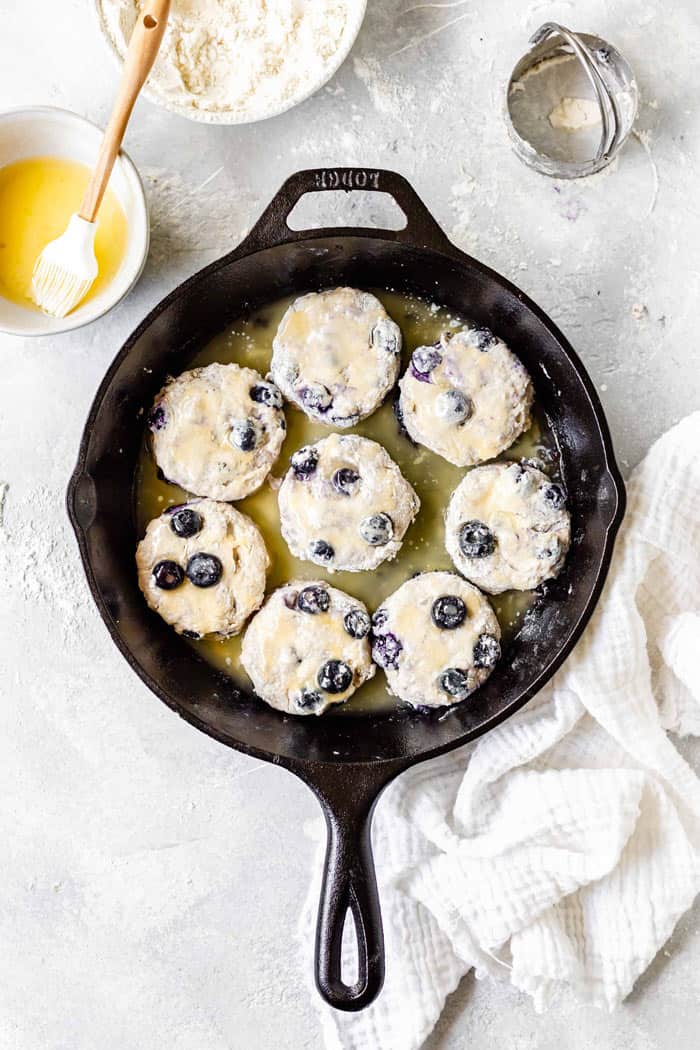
left=302, top=412, right=700, bottom=1050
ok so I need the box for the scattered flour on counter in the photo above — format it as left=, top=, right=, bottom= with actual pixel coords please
left=143, top=167, right=241, bottom=264
left=632, top=128, right=660, bottom=216
left=98, top=0, right=352, bottom=119
left=0, top=485, right=92, bottom=644
left=353, top=56, right=417, bottom=121
left=451, top=174, right=477, bottom=199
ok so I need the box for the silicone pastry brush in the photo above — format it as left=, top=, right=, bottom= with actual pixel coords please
left=32, top=0, right=170, bottom=318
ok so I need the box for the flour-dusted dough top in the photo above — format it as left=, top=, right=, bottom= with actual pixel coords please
left=271, top=288, right=402, bottom=427
left=149, top=362, right=286, bottom=501
left=241, top=581, right=375, bottom=715
left=136, top=498, right=269, bottom=637
left=445, top=462, right=571, bottom=594
left=98, top=0, right=352, bottom=121
left=371, top=571, right=501, bottom=708
left=398, top=327, right=534, bottom=466
left=278, top=433, right=419, bottom=572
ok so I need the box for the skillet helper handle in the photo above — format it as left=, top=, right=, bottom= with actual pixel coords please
left=80, top=0, right=171, bottom=223
left=315, top=788, right=384, bottom=1011
left=240, top=167, right=454, bottom=254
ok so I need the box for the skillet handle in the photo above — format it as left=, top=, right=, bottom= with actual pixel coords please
left=304, top=762, right=402, bottom=1011
left=237, top=167, right=454, bottom=255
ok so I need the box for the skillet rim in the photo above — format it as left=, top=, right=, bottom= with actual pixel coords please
left=67, top=198, right=626, bottom=775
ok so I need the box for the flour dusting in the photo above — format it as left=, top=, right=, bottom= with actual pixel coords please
left=0, top=485, right=92, bottom=644
left=353, top=57, right=417, bottom=120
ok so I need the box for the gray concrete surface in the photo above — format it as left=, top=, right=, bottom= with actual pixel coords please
left=1, top=1, right=699, bottom=1047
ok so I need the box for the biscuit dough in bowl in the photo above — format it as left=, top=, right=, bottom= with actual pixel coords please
left=270, top=287, right=401, bottom=427
left=371, top=571, right=501, bottom=708
left=278, top=433, right=419, bottom=572
left=445, top=461, right=571, bottom=593
left=96, top=0, right=364, bottom=125
left=241, top=581, right=375, bottom=715
left=136, top=498, right=269, bottom=637
left=398, top=326, right=533, bottom=466
left=148, top=362, right=286, bottom=501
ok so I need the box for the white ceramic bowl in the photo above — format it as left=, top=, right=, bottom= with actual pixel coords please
left=92, top=0, right=367, bottom=125
left=0, top=107, right=149, bottom=337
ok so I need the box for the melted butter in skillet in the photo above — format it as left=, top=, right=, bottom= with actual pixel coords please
left=134, top=291, right=557, bottom=715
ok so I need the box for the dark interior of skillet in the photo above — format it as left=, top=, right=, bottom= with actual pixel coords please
left=73, top=234, right=622, bottom=767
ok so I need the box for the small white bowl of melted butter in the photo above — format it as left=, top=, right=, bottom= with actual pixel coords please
left=0, top=107, right=149, bottom=337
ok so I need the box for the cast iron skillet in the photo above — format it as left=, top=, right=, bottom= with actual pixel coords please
left=67, top=168, right=625, bottom=1012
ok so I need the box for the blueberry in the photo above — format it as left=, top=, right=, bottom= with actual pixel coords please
left=317, top=659, right=353, bottom=694
left=291, top=445, right=318, bottom=479
left=435, top=388, right=472, bottom=425
left=371, top=631, right=402, bottom=669
left=458, top=520, right=496, bottom=558
left=332, top=467, right=360, bottom=496
left=148, top=404, right=167, bottom=431
left=393, top=397, right=406, bottom=431
left=310, top=539, right=334, bottom=562
left=543, top=483, right=566, bottom=510
left=250, top=381, right=283, bottom=409
left=439, top=667, right=471, bottom=700
left=329, top=413, right=360, bottom=428
left=230, top=419, right=258, bottom=452
left=359, top=512, right=394, bottom=546
left=298, top=687, right=324, bottom=710
left=283, top=589, right=299, bottom=610
left=152, top=560, right=184, bottom=590
left=372, top=607, right=388, bottom=629
left=538, top=538, right=562, bottom=561
left=473, top=633, right=501, bottom=669
left=300, top=383, right=332, bottom=413
left=297, top=585, right=330, bottom=615
left=181, top=629, right=201, bottom=640
left=521, top=456, right=546, bottom=472
left=371, top=318, right=401, bottom=354
left=431, top=595, right=467, bottom=630
left=410, top=346, right=442, bottom=382
left=472, top=327, right=497, bottom=350
left=185, top=553, right=222, bottom=588
left=169, top=508, right=203, bottom=538
left=344, top=608, right=371, bottom=639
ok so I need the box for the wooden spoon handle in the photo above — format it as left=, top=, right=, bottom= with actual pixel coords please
left=80, top=0, right=171, bottom=223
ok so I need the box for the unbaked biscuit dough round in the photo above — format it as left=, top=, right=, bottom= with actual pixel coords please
left=241, top=581, right=375, bottom=715
left=445, top=462, right=571, bottom=594
left=136, top=499, right=269, bottom=637
left=398, top=326, right=534, bottom=466
left=278, top=433, right=419, bottom=572
left=270, top=287, right=402, bottom=427
left=149, top=362, right=286, bottom=501
left=371, top=571, right=501, bottom=708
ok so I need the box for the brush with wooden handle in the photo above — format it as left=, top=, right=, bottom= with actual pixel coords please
left=32, top=0, right=170, bottom=318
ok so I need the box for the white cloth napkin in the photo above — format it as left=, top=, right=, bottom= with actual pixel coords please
left=302, top=412, right=700, bottom=1050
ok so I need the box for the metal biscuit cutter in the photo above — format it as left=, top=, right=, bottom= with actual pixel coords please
left=505, top=22, right=639, bottom=178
